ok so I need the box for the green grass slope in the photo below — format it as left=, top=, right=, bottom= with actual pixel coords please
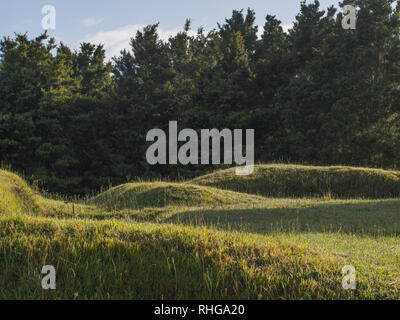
left=0, top=168, right=399, bottom=300
left=88, top=182, right=265, bottom=209
left=0, top=169, right=30, bottom=215
left=0, top=214, right=351, bottom=300
left=0, top=169, right=96, bottom=219
left=190, top=164, right=400, bottom=199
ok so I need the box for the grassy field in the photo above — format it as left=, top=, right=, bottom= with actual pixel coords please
left=0, top=164, right=399, bottom=300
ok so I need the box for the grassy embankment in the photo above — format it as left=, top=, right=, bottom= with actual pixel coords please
left=0, top=164, right=399, bottom=299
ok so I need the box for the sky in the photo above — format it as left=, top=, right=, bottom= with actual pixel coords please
left=1, top=0, right=339, bottom=59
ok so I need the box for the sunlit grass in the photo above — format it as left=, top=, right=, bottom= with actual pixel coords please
left=0, top=166, right=399, bottom=299
left=190, top=164, right=400, bottom=199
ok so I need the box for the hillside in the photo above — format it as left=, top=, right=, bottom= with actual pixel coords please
left=0, top=167, right=399, bottom=299
left=89, top=182, right=265, bottom=209
left=190, top=164, right=400, bottom=199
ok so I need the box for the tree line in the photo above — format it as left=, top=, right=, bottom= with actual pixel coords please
left=1, top=0, right=400, bottom=195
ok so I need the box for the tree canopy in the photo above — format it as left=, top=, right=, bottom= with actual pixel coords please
left=1, top=0, right=400, bottom=194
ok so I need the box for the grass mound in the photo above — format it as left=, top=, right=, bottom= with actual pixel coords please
left=0, top=169, right=37, bottom=215
left=0, top=214, right=351, bottom=300
left=89, top=182, right=264, bottom=209
left=190, top=164, right=400, bottom=199
left=0, top=169, right=96, bottom=219
left=1, top=168, right=399, bottom=299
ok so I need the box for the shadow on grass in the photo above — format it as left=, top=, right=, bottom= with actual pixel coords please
left=161, top=200, right=400, bottom=236
left=33, top=197, right=400, bottom=237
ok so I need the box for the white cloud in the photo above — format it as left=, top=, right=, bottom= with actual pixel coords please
left=82, top=18, right=104, bottom=27
left=257, top=27, right=263, bottom=39
left=257, top=23, right=294, bottom=38
left=282, top=24, right=293, bottom=33
left=84, top=24, right=197, bottom=60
